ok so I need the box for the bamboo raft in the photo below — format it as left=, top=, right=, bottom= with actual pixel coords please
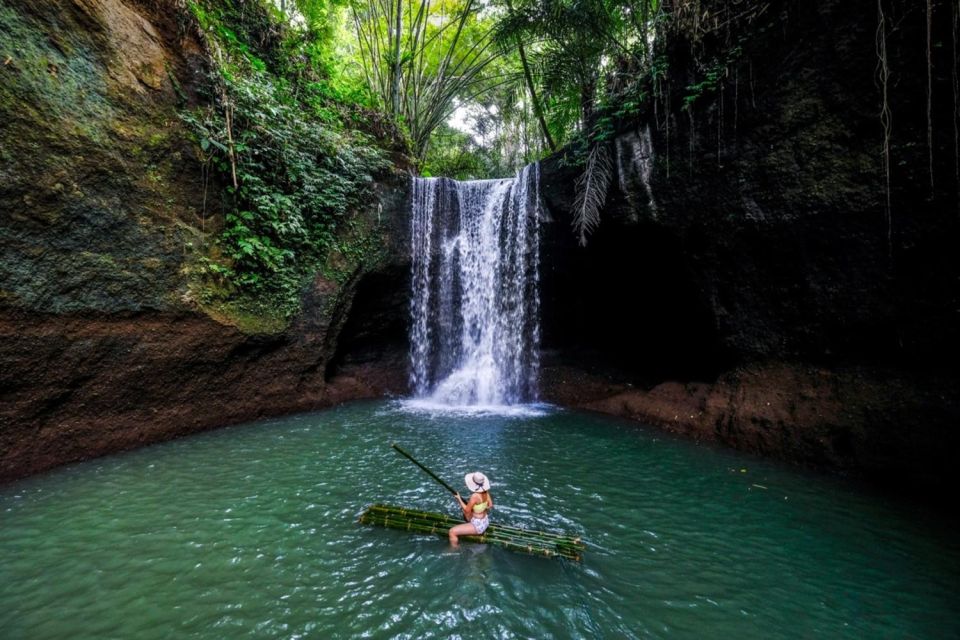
left=359, top=504, right=585, bottom=561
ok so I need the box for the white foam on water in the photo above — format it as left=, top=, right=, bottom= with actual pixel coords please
left=396, top=398, right=551, bottom=418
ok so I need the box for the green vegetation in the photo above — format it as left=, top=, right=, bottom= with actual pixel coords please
left=682, top=45, right=743, bottom=110
left=347, top=0, right=504, bottom=160
left=178, top=0, right=769, bottom=304
left=181, top=0, right=391, bottom=327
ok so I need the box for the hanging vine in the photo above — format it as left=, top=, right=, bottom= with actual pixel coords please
left=876, top=0, right=892, bottom=260
left=688, top=109, right=696, bottom=175
left=733, top=65, right=739, bottom=144
left=661, top=74, right=672, bottom=179
left=717, top=81, right=724, bottom=166
left=953, top=0, right=959, bottom=203
left=927, top=0, right=934, bottom=193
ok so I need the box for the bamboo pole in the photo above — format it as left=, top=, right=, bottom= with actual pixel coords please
left=391, top=444, right=459, bottom=496
left=361, top=515, right=580, bottom=560
left=359, top=504, right=585, bottom=561
left=363, top=505, right=582, bottom=545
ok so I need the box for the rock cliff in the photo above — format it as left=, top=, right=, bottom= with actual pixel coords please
left=0, top=0, right=410, bottom=481
left=537, top=0, right=960, bottom=493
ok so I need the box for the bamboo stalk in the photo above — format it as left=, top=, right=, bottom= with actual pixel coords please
left=359, top=504, right=584, bottom=560
left=361, top=515, right=581, bottom=560
left=363, top=514, right=581, bottom=553
left=364, top=504, right=583, bottom=546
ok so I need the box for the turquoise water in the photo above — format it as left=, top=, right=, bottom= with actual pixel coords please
left=1, top=400, right=958, bottom=639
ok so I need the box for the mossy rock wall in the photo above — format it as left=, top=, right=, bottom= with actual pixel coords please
left=0, top=0, right=410, bottom=482
left=0, top=0, right=217, bottom=313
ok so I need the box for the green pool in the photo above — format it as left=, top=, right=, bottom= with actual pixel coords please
left=1, top=400, right=957, bottom=638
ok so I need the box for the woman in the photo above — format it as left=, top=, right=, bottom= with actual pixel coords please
left=448, top=472, right=493, bottom=546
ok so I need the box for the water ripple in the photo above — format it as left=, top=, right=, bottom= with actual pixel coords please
left=1, top=400, right=958, bottom=639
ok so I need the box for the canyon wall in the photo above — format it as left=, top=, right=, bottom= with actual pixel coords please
left=0, top=0, right=409, bottom=482
left=537, top=0, right=960, bottom=492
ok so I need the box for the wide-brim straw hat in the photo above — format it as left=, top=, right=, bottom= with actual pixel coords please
left=465, top=472, right=490, bottom=492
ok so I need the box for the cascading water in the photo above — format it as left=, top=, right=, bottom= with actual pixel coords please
left=408, top=163, right=541, bottom=408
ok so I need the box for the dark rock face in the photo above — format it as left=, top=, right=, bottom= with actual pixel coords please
left=324, top=176, right=412, bottom=383
left=538, top=195, right=727, bottom=381
left=0, top=0, right=411, bottom=482
left=325, top=263, right=410, bottom=381
left=537, top=0, right=960, bottom=492
left=542, top=0, right=959, bottom=370
left=1, top=0, right=213, bottom=314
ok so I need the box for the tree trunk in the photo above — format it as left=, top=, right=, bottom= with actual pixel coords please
left=580, top=75, right=596, bottom=129
left=391, top=0, right=403, bottom=118
left=506, top=0, right=555, bottom=152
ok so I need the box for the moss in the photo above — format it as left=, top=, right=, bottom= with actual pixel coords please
left=146, top=132, right=168, bottom=148
left=78, top=251, right=120, bottom=269
left=0, top=6, right=115, bottom=143
left=145, top=167, right=165, bottom=184
left=0, top=2, right=219, bottom=317
left=198, top=298, right=290, bottom=335
left=321, top=216, right=389, bottom=285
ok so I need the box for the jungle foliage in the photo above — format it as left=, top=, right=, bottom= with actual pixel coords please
left=179, top=0, right=784, bottom=299
left=181, top=0, right=390, bottom=325
left=339, top=0, right=756, bottom=179
left=346, top=0, right=505, bottom=160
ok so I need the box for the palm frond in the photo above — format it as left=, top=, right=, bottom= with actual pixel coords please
left=571, top=142, right=613, bottom=246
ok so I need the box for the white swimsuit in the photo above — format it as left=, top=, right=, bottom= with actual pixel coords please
left=470, top=495, right=491, bottom=534
left=470, top=515, right=489, bottom=534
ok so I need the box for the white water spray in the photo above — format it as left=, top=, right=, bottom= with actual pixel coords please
left=408, top=164, right=541, bottom=408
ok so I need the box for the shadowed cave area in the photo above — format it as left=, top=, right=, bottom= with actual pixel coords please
left=329, top=216, right=724, bottom=389
left=538, top=217, right=725, bottom=383
left=326, top=264, right=410, bottom=381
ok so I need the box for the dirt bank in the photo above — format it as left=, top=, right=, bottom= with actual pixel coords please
left=541, top=360, right=960, bottom=492
left=0, top=308, right=407, bottom=482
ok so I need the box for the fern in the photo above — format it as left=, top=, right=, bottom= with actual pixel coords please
left=572, top=142, right=613, bottom=246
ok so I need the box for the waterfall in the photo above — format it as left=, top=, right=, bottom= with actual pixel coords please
left=408, top=163, right=541, bottom=408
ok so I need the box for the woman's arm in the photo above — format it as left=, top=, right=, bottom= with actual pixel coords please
left=456, top=493, right=479, bottom=520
